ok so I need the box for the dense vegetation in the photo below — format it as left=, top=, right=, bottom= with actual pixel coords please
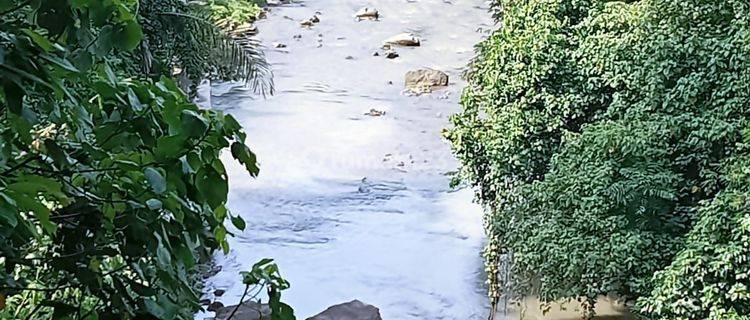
left=0, top=0, right=293, bottom=319
left=446, top=0, right=750, bottom=318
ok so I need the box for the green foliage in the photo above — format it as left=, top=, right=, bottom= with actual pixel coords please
left=637, top=130, right=750, bottom=319
left=231, top=259, right=295, bottom=320
left=0, top=0, right=287, bottom=319
left=448, top=0, right=750, bottom=317
left=137, top=0, right=272, bottom=95
left=208, top=0, right=264, bottom=26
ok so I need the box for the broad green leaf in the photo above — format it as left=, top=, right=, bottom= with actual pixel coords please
left=180, top=110, right=208, bottom=138
left=0, top=193, right=18, bottom=227
left=146, top=199, right=162, bottom=210
left=2, top=81, right=24, bottom=114
left=22, top=29, right=57, bottom=52
left=231, top=142, right=259, bottom=177
left=156, top=135, right=187, bottom=160
left=231, top=215, right=246, bottom=231
left=196, top=167, right=227, bottom=209
left=115, top=21, right=143, bottom=51
left=144, top=167, right=167, bottom=194
left=9, top=191, right=56, bottom=234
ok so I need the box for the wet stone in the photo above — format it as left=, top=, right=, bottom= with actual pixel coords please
left=364, top=109, right=386, bottom=116
left=384, top=50, right=399, bottom=59
left=355, top=7, right=379, bottom=20
left=306, top=300, right=382, bottom=320
left=383, top=33, right=420, bottom=47
left=405, top=69, right=449, bottom=93
left=215, top=301, right=271, bottom=320
left=208, top=301, right=225, bottom=312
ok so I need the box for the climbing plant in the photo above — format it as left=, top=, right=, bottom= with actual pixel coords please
left=0, top=0, right=289, bottom=319
left=447, top=0, right=750, bottom=317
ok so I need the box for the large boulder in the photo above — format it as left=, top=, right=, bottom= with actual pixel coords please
left=355, top=7, right=379, bottom=20
left=215, top=301, right=271, bottom=320
left=404, top=69, right=449, bottom=93
left=383, top=33, right=420, bottom=47
left=306, top=300, right=382, bottom=320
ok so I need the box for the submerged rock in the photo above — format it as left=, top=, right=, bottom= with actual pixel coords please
left=306, top=300, right=382, bottom=320
left=383, top=33, right=420, bottom=47
left=355, top=7, right=379, bottom=20
left=405, top=69, right=449, bottom=93
left=208, top=301, right=225, bottom=312
left=215, top=301, right=271, bottom=320
left=364, top=109, right=386, bottom=116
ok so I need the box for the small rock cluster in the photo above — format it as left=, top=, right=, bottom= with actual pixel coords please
left=300, top=14, right=320, bottom=27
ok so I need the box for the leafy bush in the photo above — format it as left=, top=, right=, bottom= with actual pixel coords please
left=448, top=0, right=750, bottom=317
left=639, top=131, right=750, bottom=319
left=0, top=0, right=286, bottom=319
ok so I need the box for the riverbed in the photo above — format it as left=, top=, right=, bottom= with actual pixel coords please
left=198, top=1, right=494, bottom=319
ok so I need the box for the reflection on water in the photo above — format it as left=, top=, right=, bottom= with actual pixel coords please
left=198, top=0, right=494, bottom=319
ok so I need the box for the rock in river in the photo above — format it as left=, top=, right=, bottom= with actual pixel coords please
left=355, top=7, right=379, bottom=20
left=307, top=300, right=382, bottom=320
left=405, top=69, right=449, bottom=93
left=383, top=33, right=420, bottom=47
left=215, top=301, right=271, bottom=320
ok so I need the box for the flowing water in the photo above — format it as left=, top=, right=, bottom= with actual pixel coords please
left=198, top=1, right=495, bottom=319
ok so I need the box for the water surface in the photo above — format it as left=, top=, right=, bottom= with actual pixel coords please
left=200, top=1, right=494, bottom=319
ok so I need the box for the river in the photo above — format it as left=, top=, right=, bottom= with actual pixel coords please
left=198, top=1, right=495, bottom=319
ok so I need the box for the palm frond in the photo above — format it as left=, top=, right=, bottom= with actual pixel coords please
left=140, top=0, right=273, bottom=96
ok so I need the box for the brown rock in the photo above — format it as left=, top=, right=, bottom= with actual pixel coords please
left=208, top=301, right=225, bottom=312
left=383, top=33, right=420, bottom=47
left=405, top=69, right=449, bottom=93
left=306, top=300, right=382, bottom=320
left=215, top=301, right=271, bottom=320
left=355, top=7, right=379, bottom=20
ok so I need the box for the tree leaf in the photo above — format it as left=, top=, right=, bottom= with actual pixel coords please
left=231, top=142, right=259, bottom=177
left=231, top=214, right=246, bottom=231
left=0, top=193, right=18, bottom=227
left=115, top=21, right=143, bottom=51
left=144, top=167, right=167, bottom=194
